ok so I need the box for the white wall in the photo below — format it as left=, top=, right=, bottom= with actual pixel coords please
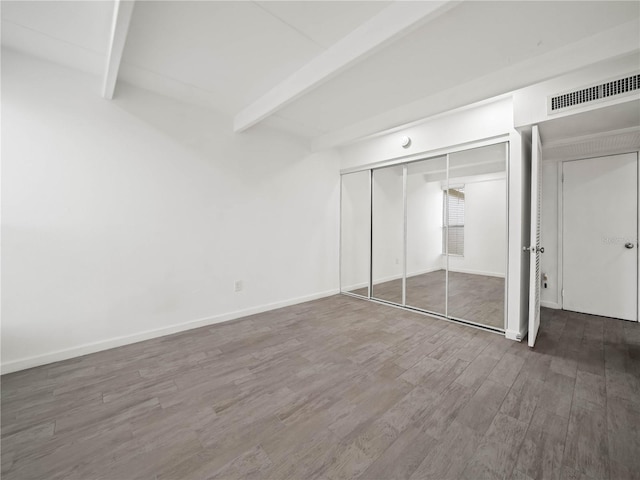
left=1, top=50, right=341, bottom=373
left=513, top=52, right=640, bottom=129
left=372, top=166, right=404, bottom=284
left=406, top=174, right=506, bottom=278
left=340, top=171, right=369, bottom=291
left=339, top=97, right=514, bottom=171
left=447, top=176, right=507, bottom=277
left=540, top=161, right=560, bottom=308
left=406, top=176, right=444, bottom=276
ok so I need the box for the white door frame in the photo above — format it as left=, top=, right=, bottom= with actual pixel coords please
left=557, top=150, right=640, bottom=321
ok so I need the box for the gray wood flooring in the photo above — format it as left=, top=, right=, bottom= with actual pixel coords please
left=350, top=270, right=505, bottom=329
left=2, top=296, right=639, bottom=479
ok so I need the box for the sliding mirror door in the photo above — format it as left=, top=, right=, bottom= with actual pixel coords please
left=340, top=171, right=370, bottom=297
left=372, top=165, right=405, bottom=304
left=446, top=143, right=507, bottom=329
left=405, top=156, right=447, bottom=315
left=340, top=140, right=508, bottom=332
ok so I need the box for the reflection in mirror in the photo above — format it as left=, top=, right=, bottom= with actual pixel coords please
left=405, top=156, right=447, bottom=315
left=340, top=171, right=370, bottom=297
left=372, top=165, right=404, bottom=304
left=447, top=143, right=507, bottom=329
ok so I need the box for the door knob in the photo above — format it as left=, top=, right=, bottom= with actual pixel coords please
left=625, top=242, right=635, bottom=249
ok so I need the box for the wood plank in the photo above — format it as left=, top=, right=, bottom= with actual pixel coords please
left=515, top=407, right=568, bottom=480
left=563, top=396, right=609, bottom=479
left=456, top=379, right=510, bottom=435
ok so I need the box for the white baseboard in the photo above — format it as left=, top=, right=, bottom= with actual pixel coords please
left=541, top=301, right=561, bottom=309
left=1, top=288, right=340, bottom=375
left=373, top=272, right=403, bottom=284
left=371, top=266, right=444, bottom=286
left=342, top=267, right=442, bottom=293
left=448, top=267, right=505, bottom=278
left=341, top=281, right=368, bottom=291
left=406, top=266, right=443, bottom=278
left=346, top=266, right=503, bottom=291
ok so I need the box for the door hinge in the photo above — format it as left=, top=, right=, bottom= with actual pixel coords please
left=561, top=173, right=564, bottom=182
left=561, top=289, right=564, bottom=297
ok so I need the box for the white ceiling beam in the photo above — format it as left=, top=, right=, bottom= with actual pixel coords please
left=102, top=0, right=135, bottom=99
left=234, top=0, right=459, bottom=133
left=311, top=18, right=640, bottom=151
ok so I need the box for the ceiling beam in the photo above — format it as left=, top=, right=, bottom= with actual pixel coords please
left=233, top=0, right=459, bottom=133
left=311, top=18, right=640, bottom=151
left=102, top=0, right=135, bottom=99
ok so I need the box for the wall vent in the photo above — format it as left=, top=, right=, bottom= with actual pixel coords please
left=548, top=73, right=640, bottom=114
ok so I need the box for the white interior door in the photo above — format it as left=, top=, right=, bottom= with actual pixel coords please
left=528, top=125, right=543, bottom=347
left=563, top=152, right=638, bottom=321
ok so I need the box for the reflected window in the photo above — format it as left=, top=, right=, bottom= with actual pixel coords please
left=443, top=187, right=465, bottom=256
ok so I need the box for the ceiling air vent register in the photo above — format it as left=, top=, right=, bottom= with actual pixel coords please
left=548, top=73, right=639, bottom=114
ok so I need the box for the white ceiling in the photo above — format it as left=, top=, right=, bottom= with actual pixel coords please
left=2, top=1, right=639, bottom=145
left=277, top=1, right=640, bottom=133
left=1, top=1, right=113, bottom=75
left=119, top=1, right=391, bottom=116
left=255, top=1, right=391, bottom=49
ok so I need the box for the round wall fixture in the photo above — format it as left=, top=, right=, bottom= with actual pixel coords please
left=401, top=136, right=411, bottom=148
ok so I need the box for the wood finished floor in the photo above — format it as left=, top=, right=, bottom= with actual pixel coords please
left=350, top=270, right=505, bottom=329
left=2, top=296, right=639, bottom=480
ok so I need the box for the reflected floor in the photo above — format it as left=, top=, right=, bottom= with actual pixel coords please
left=348, top=270, right=505, bottom=330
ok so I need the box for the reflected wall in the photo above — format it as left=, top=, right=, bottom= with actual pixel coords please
left=340, top=171, right=370, bottom=297
left=405, top=156, right=446, bottom=315
left=371, top=165, right=404, bottom=304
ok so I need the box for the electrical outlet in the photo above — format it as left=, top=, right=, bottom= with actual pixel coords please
left=395, top=258, right=400, bottom=265
left=234, top=280, right=243, bottom=292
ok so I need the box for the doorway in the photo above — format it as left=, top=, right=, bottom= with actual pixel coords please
left=562, top=152, right=639, bottom=321
left=526, top=98, right=640, bottom=347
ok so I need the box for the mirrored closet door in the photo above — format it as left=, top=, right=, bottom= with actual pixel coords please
left=371, top=164, right=405, bottom=304
left=446, top=144, right=507, bottom=329
left=340, top=141, right=508, bottom=332
left=405, top=156, right=447, bottom=315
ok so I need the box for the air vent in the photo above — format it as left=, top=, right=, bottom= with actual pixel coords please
left=548, top=73, right=640, bottom=114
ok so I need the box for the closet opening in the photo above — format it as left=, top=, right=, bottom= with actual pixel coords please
left=340, top=141, right=509, bottom=333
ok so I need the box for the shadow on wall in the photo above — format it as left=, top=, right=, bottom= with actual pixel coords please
left=110, top=82, right=311, bottom=179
